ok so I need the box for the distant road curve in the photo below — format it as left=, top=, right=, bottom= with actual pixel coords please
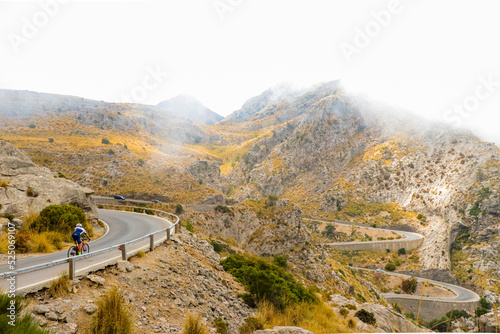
left=306, top=218, right=424, bottom=251
left=355, top=268, right=480, bottom=303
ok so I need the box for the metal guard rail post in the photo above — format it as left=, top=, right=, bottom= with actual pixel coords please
left=0, top=205, right=180, bottom=281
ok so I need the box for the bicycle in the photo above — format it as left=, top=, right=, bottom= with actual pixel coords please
left=67, top=236, right=90, bottom=257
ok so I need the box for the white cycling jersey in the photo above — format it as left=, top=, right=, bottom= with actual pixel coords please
left=73, top=227, right=88, bottom=235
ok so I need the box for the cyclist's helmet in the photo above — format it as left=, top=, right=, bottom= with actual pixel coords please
left=76, top=223, right=83, bottom=227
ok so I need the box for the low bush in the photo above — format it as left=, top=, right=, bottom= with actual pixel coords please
left=339, top=308, right=349, bottom=317
left=480, top=297, right=492, bottom=310
left=475, top=307, right=488, bottom=317
left=186, top=221, right=194, bottom=232
left=385, top=263, right=396, bottom=271
left=355, top=309, right=376, bottom=326
left=239, top=317, right=263, bottom=334
left=176, top=204, right=184, bottom=214
left=398, top=248, right=406, bottom=255
left=182, top=314, right=208, bottom=334
left=273, top=255, right=287, bottom=268
left=215, top=205, right=232, bottom=214
left=210, top=240, right=223, bottom=252
left=30, top=205, right=89, bottom=239
left=214, top=317, right=228, bottom=334
left=89, top=287, right=133, bottom=334
left=221, top=254, right=317, bottom=310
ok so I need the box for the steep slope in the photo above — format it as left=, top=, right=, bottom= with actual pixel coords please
left=0, top=138, right=97, bottom=221
left=157, top=95, right=223, bottom=125
left=0, top=90, right=221, bottom=203
left=192, top=81, right=500, bottom=293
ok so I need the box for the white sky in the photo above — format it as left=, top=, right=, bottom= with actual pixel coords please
left=1, top=0, right=499, bottom=144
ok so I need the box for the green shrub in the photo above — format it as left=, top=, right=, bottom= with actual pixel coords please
left=322, top=224, right=337, bottom=238
left=176, top=204, right=184, bottom=214
left=101, top=138, right=110, bottom=144
left=427, top=316, right=449, bottom=332
left=239, top=317, right=263, bottom=334
left=210, top=240, right=223, bottom=252
left=475, top=307, right=488, bottom=317
left=355, top=309, right=376, bottom=325
left=385, top=263, right=396, bottom=271
left=214, top=317, right=228, bottom=334
left=215, top=205, right=232, bottom=214
left=186, top=221, right=194, bottom=232
left=398, top=248, right=406, bottom=255
left=30, top=204, right=89, bottom=239
left=339, top=308, right=349, bottom=317
left=266, top=195, right=278, bottom=207
left=89, top=287, right=133, bottom=334
left=273, top=255, right=287, bottom=268
left=221, top=254, right=317, bottom=310
left=405, top=312, right=415, bottom=320
left=48, top=138, right=54, bottom=143
left=480, top=297, right=492, bottom=310
left=394, top=259, right=402, bottom=266
left=145, top=209, right=154, bottom=215
left=28, top=123, right=36, bottom=128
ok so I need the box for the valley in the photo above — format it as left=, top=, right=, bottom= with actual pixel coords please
left=0, top=82, right=499, bottom=333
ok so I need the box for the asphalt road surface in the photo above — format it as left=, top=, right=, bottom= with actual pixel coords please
left=0, top=209, right=172, bottom=293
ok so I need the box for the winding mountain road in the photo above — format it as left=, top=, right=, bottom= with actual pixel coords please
left=310, top=219, right=479, bottom=310
left=0, top=209, right=172, bottom=293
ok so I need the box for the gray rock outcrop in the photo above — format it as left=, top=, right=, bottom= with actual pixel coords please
left=0, top=139, right=97, bottom=221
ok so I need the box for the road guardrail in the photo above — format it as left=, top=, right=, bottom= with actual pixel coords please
left=0, top=205, right=180, bottom=281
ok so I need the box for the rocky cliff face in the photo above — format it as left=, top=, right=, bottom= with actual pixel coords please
left=206, top=81, right=500, bottom=283
left=0, top=138, right=97, bottom=221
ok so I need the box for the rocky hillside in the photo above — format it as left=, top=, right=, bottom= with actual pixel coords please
left=0, top=89, right=223, bottom=203
left=157, top=95, right=223, bottom=125
left=1, top=82, right=499, bottom=296
left=197, top=81, right=500, bottom=293
left=0, top=138, right=97, bottom=221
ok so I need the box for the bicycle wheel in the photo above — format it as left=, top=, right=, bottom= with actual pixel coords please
left=67, top=246, right=76, bottom=257
left=82, top=243, right=90, bottom=254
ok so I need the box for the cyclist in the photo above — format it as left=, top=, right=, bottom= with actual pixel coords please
left=72, top=223, right=90, bottom=255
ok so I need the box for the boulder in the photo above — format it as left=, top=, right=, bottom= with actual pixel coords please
left=479, top=311, right=500, bottom=332
left=32, top=304, right=50, bottom=315
left=117, top=260, right=134, bottom=272
left=86, top=274, right=105, bottom=286
left=0, top=139, right=97, bottom=221
left=84, top=303, right=98, bottom=315
left=45, top=311, right=58, bottom=321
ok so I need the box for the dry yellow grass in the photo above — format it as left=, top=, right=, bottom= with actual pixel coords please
left=49, top=272, right=70, bottom=297
left=182, top=314, right=209, bottom=334
left=255, top=300, right=354, bottom=333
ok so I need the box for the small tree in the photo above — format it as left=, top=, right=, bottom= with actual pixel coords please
left=322, top=224, right=337, bottom=239
left=101, top=138, right=110, bottom=144
left=175, top=204, right=184, bottom=214
left=398, top=248, right=406, bottom=255
left=385, top=263, right=396, bottom=271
